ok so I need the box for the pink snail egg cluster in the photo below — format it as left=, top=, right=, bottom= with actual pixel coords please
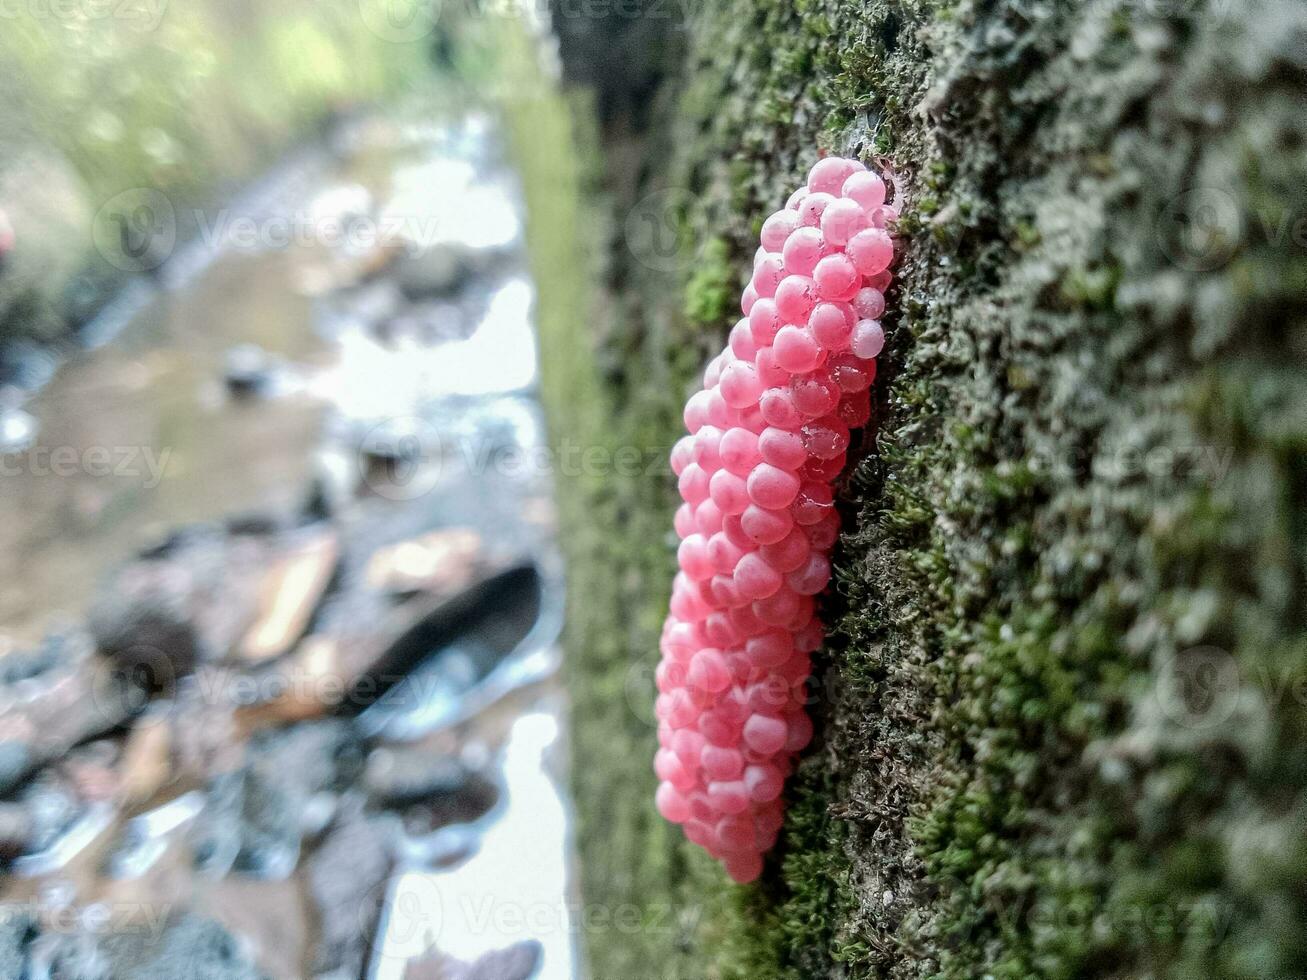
left=656, top=156, right=897, bottom=883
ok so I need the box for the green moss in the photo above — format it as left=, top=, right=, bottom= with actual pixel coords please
left=529, top=0, right=1307, bottom=977
left=684, top=238, right=735, bottom=326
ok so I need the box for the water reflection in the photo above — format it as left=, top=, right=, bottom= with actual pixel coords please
left=0, top=111, right=578, bottom=978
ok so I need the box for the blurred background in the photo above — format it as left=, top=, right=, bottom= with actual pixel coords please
left=0, top=3, right=584, bottom=978
left=2, top=0, right=1306, bottom=979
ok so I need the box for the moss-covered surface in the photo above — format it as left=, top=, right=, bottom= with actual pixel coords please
left=515, top=0, right=1307, bottom=976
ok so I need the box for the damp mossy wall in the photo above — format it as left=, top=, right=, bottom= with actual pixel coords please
left=521, top=0, right=1307, bottom=977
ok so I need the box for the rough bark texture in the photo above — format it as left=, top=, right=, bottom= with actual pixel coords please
left=531, top=1, right=1307, bottom=977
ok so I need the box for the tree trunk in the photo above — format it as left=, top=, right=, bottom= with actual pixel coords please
left=540, top=1, right=1307, bottom=976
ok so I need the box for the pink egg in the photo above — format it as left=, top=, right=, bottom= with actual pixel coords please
left=744, top=629, right=792, bottom=668
left=808, top=156, right=864, bottom=195
left=851, top=319, right=885, bottom=359
left=785, top=711, right=814, bottom=753
left=671, top=435, right=696, bottom=475
left=772, top=324, right=824, bottom=374
left=760, top=527, right=811, bottom=573
left=717, top=815, right=756, bottom=850
left=748, top=297, right=782, bottom=346
left=758, top=427, right=808, bottom=470
left=702, top=745, right=745, bottom=781
left=851, top=286, right=885, bottom=320
left=688, top=647, right=732, bottom=693
left=761, top=208, right=800, bottom=251
left=729, top=318, right=758, bottom=360
left=801, top=420, right=849, bottom=460
left=808, top=302, right=854, bottom=350
left=678, top=534, right=713, bottom=581
left=744, top=764, right=784, bottom=802
left=753, top=587, right=802, bottom=627
left=743, top=714, right=788, bottom=754
left=813, top=253, right=860, bottom=301
left=708, top=781, right=750, bottom=815
left=694, top=425, right=723, bottom=469
left=683, top=390, right=711, bottom=433
left=740, top=503, right=794, bottom=545
left=829, top=353, right=874, bottom=393
left=674, top=503, right=695, bottom=538
left=797, top=192, right=835, bottom=228
left=790, top=373, right=841, bottom=418
left=706, top=532, right=746, bottom=574
left=740, top=283, right=758, bottom=316
left=753, top=346, right=789, bottom=388
left=719, top=427, right=762, bottom=476
left=657, top=155, right=898, bottom=882
left=678, top=462, right=709, bottom=505
left=841, top=169, right=886, bottom=209
left=709, top=468, right=750, bottom=515
left=759, top=388, right=802, bottom=429
left=720, top=360, right=763, bottom=409
left=870, top=203, right=899, bottom=229
left=820, top=196, right=868, bottom=246
left=746, top=463, right=801, bottom=510
left=781, top=226, right=826, bottom=276
left=733, top=552, right=783, bottom=600
left=725, top=851, right=763, bottom=884
left=751, top=253, right=786, bottom=297
left=838, top=387, right=873, bottom=429
left=846, top=228, right=894, bottom=277
left=695, top=499, right=724, bottom=536
left=786, top=553, right=832, bottom=595
left=773, top=275, right=818, bottom=323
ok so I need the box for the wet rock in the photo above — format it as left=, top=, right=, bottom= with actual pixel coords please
left=237, top=528, right=339, bottom=663
left=362, top=748, right=472, bottom=808
left=0, top=743, right=33, bottom=798
left=118, top=712, right=174, bottom=805
left=307, top=799, right=392, bottom=978
left=402, top=940, right=543, bottom=980
left=104, top=790, right=206, bottom=879
left=19, top=770, right=81, bottom=855
left=0, top=802, right=34, bottom=860
left=0, top=628, right=75, bottom=685
left=223, top=344, right=274, bottom=397
left=95, top=913, right=266, bottom=980
left=58, top=739, right=123, bottom=804
left=364, top=528, right=483, bottom=599
left=0, top=639, right=143, bottom=797
left=89, top=525, right=267, bottom=682
left=0, top=908, right=37, bottom=976
left=356, top=564, right=555, bottom=740
left=190, top=771, right=243, bottom=878
left=191, top=721, right=360, bottom=879
left=391, top=243, right=471, bottom=300
left=0, top=337, right=59, bottom=392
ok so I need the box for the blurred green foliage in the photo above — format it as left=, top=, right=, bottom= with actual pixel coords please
left=0, top=0, right=435, bottom=343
